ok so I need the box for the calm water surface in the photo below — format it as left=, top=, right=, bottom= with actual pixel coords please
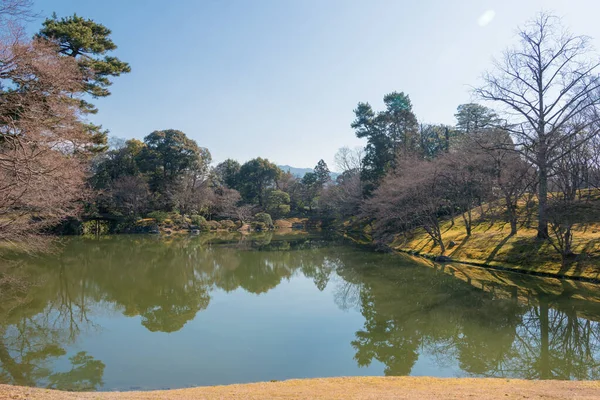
left=1, top=232, right=600, bottom=391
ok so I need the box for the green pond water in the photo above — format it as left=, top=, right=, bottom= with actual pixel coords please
left=1, top=232, right=600, bottom=391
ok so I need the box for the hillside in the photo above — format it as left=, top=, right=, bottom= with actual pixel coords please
left=390, top=197, right=600, bottom=281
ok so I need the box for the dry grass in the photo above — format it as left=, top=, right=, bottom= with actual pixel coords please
left=2, top=377, right=599, bottom=400
left=274, top=219, right=293, bottom=228
left=393, top=197, right=600, bottom=280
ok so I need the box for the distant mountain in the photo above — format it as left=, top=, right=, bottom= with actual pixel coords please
left=278, top=165, right=340, bottom=180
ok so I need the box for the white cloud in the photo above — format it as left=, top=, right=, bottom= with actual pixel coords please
left=477, top=10, right=496, bottom=27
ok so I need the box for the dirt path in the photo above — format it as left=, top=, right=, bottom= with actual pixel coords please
left=2, top=377, right=600, bottom=399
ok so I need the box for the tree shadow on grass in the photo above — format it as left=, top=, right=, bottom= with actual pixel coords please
left=558, top=257, right=581, bottom=277
left=557, top=254, right=600, bottom=280
left=580, top=239, right=600, bottom=254
left=501, top=237, right=546, bottom=267
left=485, top=234, right=513, bottom=264
left=449, top=236, right=470, bottom=258
left=482, top=220, right=507, bottom=234
left=554, top=237, right=600, bottom=279
left=415, top=237, right=436, bottom=254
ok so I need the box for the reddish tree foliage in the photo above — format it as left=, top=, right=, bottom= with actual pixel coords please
left=0, top=1, right=91, bottom=244
left=363, top=157, right=447, bottom=253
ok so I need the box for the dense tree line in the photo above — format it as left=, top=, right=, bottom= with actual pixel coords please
left=86, top=130, right=336, bottom=232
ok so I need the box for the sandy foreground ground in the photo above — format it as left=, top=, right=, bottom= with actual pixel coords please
left=2, top=377, right=600, bottom=400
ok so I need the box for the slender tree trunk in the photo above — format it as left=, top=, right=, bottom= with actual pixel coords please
left=537, top=164, right=549, bottom=239
left=433, top=223, right=445, bottom=254
left=536, top=62, right=549, bottom=239
left=510, top=218, right=518, bottom=236
left=506, top=196, right=518, bottom=235
left=424, top=223, right=445, bottom=254
left=564, top=226, right=572, bottom=256
left=462, top=212, right=471, bottom=236
left=437, top=233, right=446, bottom=254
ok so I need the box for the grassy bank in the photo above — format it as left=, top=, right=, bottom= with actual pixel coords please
left=2, top=377, right=599, bottom=399
left=389, top=202, right=600, bottom=281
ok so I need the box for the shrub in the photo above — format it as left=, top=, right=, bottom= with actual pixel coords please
left=207, top=220, right=221, bottom=230
left=188, top=214, right=210, bottom=231
left=254, top=212, right=273, bottom=229
left=190, top=214, right=207, bottom=226
left=147, top=211, right=169, bottom=224
left=168, top=212, right=185, bottom=226
left=265, top=190, right=291, bottom=218
left=220, top=220, right=236, bottom=230
left=199, top=223, right=210, bottom=232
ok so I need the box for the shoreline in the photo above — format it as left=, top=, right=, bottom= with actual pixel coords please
left=394, top=247, right=600, bottom=284
left=342, top=211, right=600, bottom=282
left=2, top=377, right=599, bottom=399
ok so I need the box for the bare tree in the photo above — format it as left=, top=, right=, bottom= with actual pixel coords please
left=234, top=204, right=255, bottom=224
left=437, top=151, right=490, bottom=236
left=320, top=171, right=363, bottom=219
left=0, top=14, right=91, bottom=244
left=208, top=187, right=242, bottom=220
left=364, top=157, right=447, bottom=253
left=0, top=0, right=33, bottom=32
left=547, top=130, right=599, bottom=260
left=467, top=129, right=536, bottom=235
left=334, top=146, right=364, bottom=174
left=171, top=172, right=212, bottom=217
left=476, top=13, right=600, bottom=239
left=110, top=176, right=150, bottom=218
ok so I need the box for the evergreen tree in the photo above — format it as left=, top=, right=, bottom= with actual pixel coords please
left=314, top=159, right=331, bottom=187
left=454, top=103, right=498, bottom=133
left=214, top=159, right=241, bottom=189
left=37, top=14, right=131, bottom=150
left=238, top=158, right=281, bottom=206
left=352, top=92, right=418, bottom=193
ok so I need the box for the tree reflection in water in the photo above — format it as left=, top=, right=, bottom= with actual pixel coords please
left=1, top=233, right=600, bottom=390
left=338, top=261, right=600, bottom=380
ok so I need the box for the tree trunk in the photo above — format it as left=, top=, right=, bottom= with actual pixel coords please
left=506, top=197, right=518, bottom=235
left=537, top=165, right=549, bottom=239
left=438, top=236, right=446, bottom=254
left=424, top=224, right=445, bottom=254
left=564, top=226, right=573, bottom=256
left=462, top=212, right=471, bottom=236
left=510, top=218, right=518, bottom=236
left=434, top=224, right=446, bottom=254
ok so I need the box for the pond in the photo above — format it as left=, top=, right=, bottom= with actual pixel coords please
left=1, top=232, right=600, bottom=391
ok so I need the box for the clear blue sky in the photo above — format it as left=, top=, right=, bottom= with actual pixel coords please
left=32, top=0, right=600, bottom=169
